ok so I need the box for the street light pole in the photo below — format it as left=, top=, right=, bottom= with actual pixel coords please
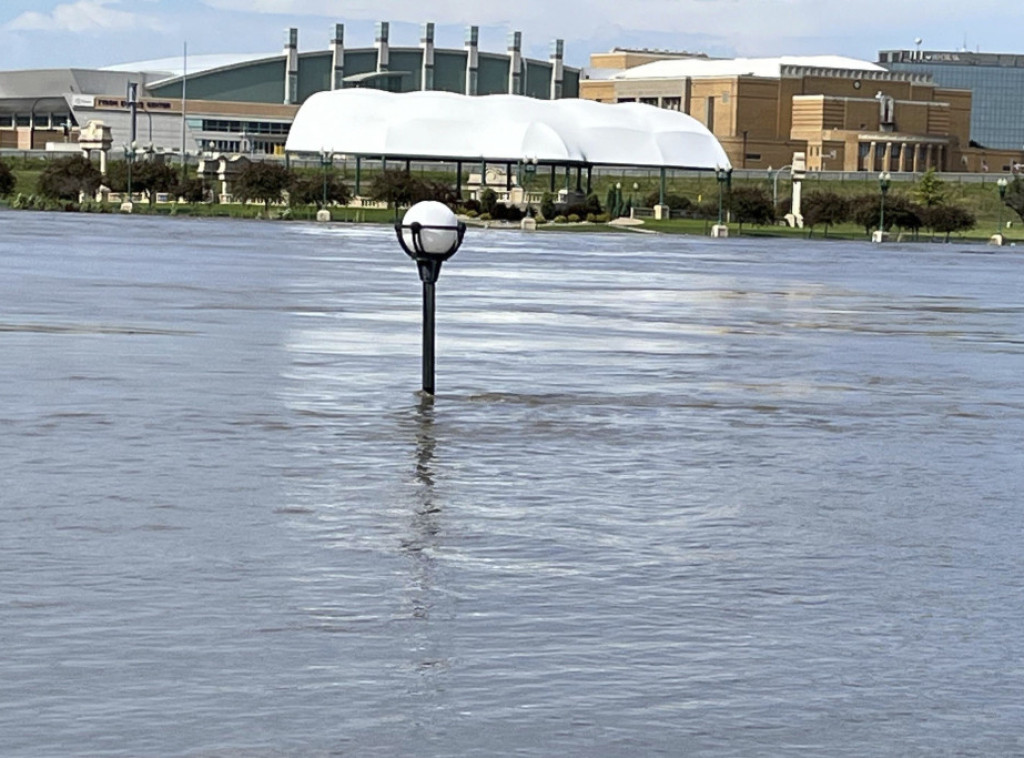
left=770, top=164, right=792, bottom=208
left=320, top=149, right=331, bottom=209
left=994, top=176, right=1009, bottom=245
left=878, top=171, right=891, bottom=237
left=716, top=166, right=727, bottom=225
left=997, top=177, right=1008, bottom=233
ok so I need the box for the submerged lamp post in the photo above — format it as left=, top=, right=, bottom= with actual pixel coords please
left=316, top=149, right=333, bottom=221
left=320, top=149, right=332, bottom=208
left=395, top=201, right=467, bottom=395
left=878, top=171, right=892, bottom=237
left=997, top=177, right=1008, bottom=238
left=715, top=166, right=729, bottom=225
left=712, top=166, right=731, bottom=237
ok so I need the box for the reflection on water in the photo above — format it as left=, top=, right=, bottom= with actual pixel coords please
left=1, top=211, right=1023, bottom=757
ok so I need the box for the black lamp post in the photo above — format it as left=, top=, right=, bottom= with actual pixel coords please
left=878, top=171, right=892, bottom=235
left=715, top=166, right=729, bottom=225
left=395, top=201, right=467, bottom=395
left=124, top=141, right=136, bottom=203
left=519, top=155, right=537, bottom=187
left=320, top=149, right=333, bottom=209
left=997, top=177, right=1008, bottom=237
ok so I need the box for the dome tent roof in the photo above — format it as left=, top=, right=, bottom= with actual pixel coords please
left=285, top=89, right=731, bottom=170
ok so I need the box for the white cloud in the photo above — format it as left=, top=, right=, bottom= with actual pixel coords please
left=5, top=0, right=162, bottom=33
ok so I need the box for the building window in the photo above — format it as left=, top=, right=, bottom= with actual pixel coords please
left=662, top=97, right=681, bottom=111
left=0, top=114, right=13, bottom=128
left=705, top=97, right=715, bottom=130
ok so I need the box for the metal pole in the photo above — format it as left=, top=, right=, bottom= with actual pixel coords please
left=321, top=153, right=329, bottom=208
left=181, top=42, right=188, bottom=182
left=422, top=280, right=436, bottom=395
left=355, top=156, right=362, bottom=196
left=659, top=167, right=666, bottom=206
left=717, top=175, right=724, bottom=224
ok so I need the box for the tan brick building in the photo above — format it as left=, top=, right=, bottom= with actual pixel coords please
left=581, top=50, right=1020, bottom=173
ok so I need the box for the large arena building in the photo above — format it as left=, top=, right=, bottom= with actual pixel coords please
left=0, top=22, right=580, bottom=158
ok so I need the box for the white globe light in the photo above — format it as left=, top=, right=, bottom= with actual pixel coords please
left=401, top=201, right=459, bottom=255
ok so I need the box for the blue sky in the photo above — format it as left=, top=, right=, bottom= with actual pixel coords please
left=0, top=0, right=1020, bottom=72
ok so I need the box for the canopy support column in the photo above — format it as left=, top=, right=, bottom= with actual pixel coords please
left=355, top=156, right=362, bottom=196
left=456, top=160, right=463, bottom=199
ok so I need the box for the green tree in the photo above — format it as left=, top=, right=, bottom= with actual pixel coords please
left=479, top=187, right=498, bottom=216
left=37, top=155, right=102, bottom=201
left=175, top=177, right=211, bottom=204
left=133, top=160, right=179, bottom=206
left=369, top=169, right=426, bottom=210
left=801, top=190, right=849, bottom=237
left=1003, top=176, right=1024, bottom=224
left=289, top=171, right=351, bottom=208
left=231, top=161, right=293, bottom=212
left=540, top=192, right=556, bottom=220
left=728, top=186, right=774, bottom=230
left=104, top=161, right=129, bottom=193
left=914, top=167, right=946, bottom=208
left=416, top=180, right=458, bottom=207
left=643, top=190, right=690, bottom=212
left=923, top=204, right=976, bottom=241
left=850, top=194, right=887, bottom=235
left=887, top=196, right=924, bottom=238
left=0, top=159, right=15, bottom=196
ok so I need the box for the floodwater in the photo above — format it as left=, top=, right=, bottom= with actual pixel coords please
left=1, top=211, right=1023, bottom=757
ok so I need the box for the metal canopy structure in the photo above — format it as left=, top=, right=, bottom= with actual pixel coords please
left=284, top=89, right=731, bottom=171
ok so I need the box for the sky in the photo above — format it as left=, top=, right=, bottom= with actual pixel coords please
left=0, top=0, right=1020, bottom=72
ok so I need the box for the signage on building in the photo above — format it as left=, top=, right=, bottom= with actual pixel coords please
left=70, top=94, right=96, bottom=108
left=92, top=98, right=176, bottom=111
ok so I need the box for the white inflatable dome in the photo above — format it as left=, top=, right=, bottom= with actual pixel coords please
left=285, top=89, right=731, bottom=170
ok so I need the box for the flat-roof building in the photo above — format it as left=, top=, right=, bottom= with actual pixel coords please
left=581, top=49, right=982, bottom=173
left=581, top=48, right=1024, bottom=173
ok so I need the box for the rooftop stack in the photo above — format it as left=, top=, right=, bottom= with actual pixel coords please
left=331, top=24, right=345, bottom=90
left=465, top=26, right=479, bottom=96
left=284, top=27, right=299, bottom=104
